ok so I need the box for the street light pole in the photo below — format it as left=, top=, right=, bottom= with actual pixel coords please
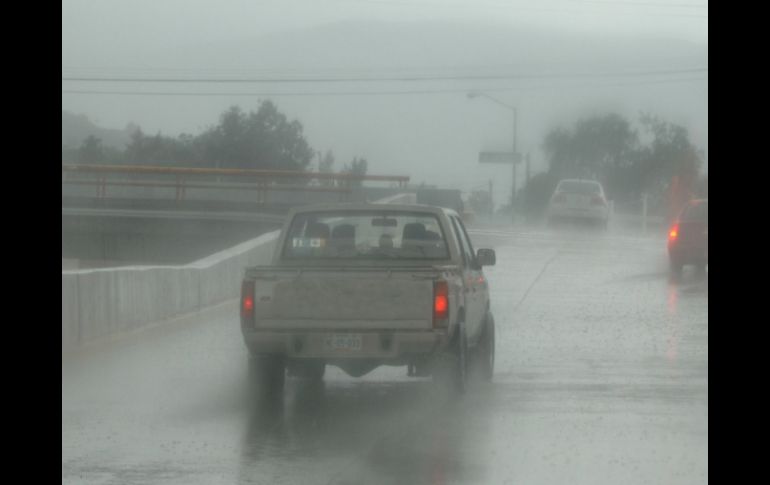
left=468, top=91, right=518, bottom=224
left=512, top=106, right=517, bottom=222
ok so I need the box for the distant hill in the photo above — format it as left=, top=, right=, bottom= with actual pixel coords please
left=61, top=111, right=136, bottom=149
left=168, top=20, right=706, bottom=77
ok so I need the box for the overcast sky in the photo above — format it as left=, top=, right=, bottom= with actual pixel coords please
left=62, top=0, right=707, bottom=61
left=62, top=0, right=708, bottom=201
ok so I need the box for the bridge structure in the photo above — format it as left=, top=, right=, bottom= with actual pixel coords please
left=62, top=163, right=412, bottom=267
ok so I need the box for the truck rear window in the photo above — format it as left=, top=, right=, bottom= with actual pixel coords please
left=282, top=211, right=450, bottom=260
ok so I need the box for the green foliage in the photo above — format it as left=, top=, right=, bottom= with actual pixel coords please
left=73, top=101, right=316, bottom=172
left=340, top=157, right=368, bottom=187
left=695, top=174, right=708, bottom=198
left=635, top=113, right=702, bottom=205
left=317, top=150, right=335, bottom=186
left=78, top=135, right=104, bottom=164
left=123, top=129, right=201, bottom=166
left=545, top=114, right=638, bottom=181
left=202, top=103, right=314, bottom=171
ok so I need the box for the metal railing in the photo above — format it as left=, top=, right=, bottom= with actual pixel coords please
left=62, top=164, right=410, bottom=202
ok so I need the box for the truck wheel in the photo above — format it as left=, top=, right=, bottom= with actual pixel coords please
left=433, top=324, right=467, bottom=395
left=248, top=354, right=285, bottom=402
left=478, top=313, right=495, bottom=382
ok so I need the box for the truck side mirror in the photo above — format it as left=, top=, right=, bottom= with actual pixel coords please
left=476, top=248, right=496, bottom=267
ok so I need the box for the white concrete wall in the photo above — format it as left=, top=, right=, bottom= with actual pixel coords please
left=62, top=194, right=415, bottom=352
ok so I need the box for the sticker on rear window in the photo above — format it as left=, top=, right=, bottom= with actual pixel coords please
left=292, top=238, right=325, bottom=248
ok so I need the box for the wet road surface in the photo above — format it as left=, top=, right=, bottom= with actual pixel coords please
left=62, top=225, right=708, bottom=484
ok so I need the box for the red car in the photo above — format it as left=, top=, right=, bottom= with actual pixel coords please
left=668, top=199, right=708, bottom=273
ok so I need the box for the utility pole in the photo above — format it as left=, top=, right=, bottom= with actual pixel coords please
left=468, top=91, right=519, bottom=226
left=525, top=153, right=531, bottom=186
left=489, top=179, right=494, bottom=216
left=511, top=108, right=518, bottom=225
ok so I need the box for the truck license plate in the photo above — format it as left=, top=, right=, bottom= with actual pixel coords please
left=324, top=334, right=363, bottom=352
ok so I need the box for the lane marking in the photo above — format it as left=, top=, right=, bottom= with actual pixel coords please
left=513, top=251, right=561, bottom=313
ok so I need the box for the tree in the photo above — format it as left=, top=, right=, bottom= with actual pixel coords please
left=636, top=113, right=703, bottom=218
left=125, top=127, right=203, bottom=166
left=318, top=150, right=335, bottom=186
left=78, top=135, right=104, bottom=164
left=116, top=101, right=315, bottom=173
left=695, top=174, right=708, bottom=198
left=519, top=171, right=559, bottom=219
left=543, top=115, right=632, bottom=174
left=203, top=102, right=314, bottom=172
left=340, top=157, right=368, bottom=187
left=543, top=113, right=638, bottom=192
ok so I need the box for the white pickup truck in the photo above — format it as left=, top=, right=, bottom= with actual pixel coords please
left=240, top=203, right=496, bottom=396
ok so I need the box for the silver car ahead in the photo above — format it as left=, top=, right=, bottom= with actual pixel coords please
left=547, top=179, right=609, bottom=228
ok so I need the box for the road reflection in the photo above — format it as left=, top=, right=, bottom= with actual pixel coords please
left=238, top=377, right=492, bottom=484
left=665, top=266, right=707, bottom=364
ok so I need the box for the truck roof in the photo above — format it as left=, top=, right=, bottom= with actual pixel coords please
left=286, top=202, right=460, bottom=218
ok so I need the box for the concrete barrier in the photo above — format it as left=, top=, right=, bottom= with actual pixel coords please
left=61, top=234, right=279, bottom=352
left=62, top=273, right=80, bottom=348
left=62, top=195, right=412, bottom=352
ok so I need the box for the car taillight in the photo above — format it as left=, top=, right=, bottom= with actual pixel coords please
left=553, top=193, right=566, bottom=204
left=668, top=224, right=679, bottom=242
left=433, top=281, right=449, bottom=327
left=241, top=280, right=255, bottom=326
left=591, top=195, right=606, bottom=206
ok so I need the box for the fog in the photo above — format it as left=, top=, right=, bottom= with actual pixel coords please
left=62, top=2, right=708, bottom=484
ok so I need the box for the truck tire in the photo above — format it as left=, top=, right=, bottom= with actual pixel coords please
left=248, top=354, right=285, bottom=402
left=478, top=313, right=495, bottom=382
left=433, top=323, right=467, bottom=395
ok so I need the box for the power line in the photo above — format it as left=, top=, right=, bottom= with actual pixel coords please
left=62, top=67, right=707, bottom=84
left=60, top=62, right=698, bottom=74
left=61, top=75, right=707, bottom=97
left=61, top=60, right=708, bottom=76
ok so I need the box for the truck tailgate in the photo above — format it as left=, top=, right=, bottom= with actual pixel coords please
left=247, top=267, right=441, bottom=330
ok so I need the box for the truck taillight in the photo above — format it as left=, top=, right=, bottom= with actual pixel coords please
left=433, top=281, right=449, bottom=327
left=553, top=193, right=566, bottom=204
left=591, top=195, right=606, bottom=206
left=241, top=280, right=255, bottom=326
